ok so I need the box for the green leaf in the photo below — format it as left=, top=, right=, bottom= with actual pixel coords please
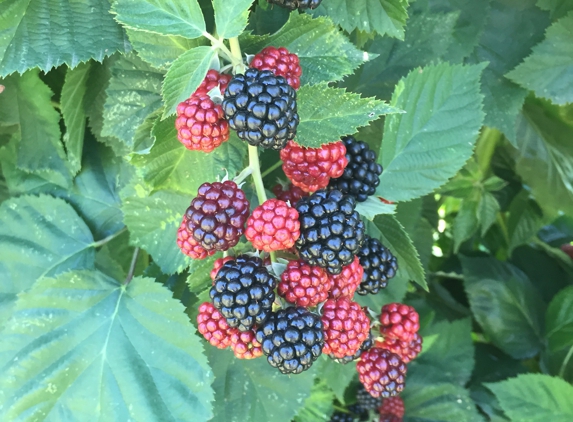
left=507, top=191, right=544, bottom=253
left=294, top=380, right=335, bottom=422
left=241, top=14, right=366, bottom=85
left=161, top=46, right=216, bottom=118
left=546, top=285, right=573, bottom=353
left=512, top=99, right=573, bottom=218
left=369, top=214, right=427, bottom=290
left=102, top=54, right=164, bottom=154
left=408, top=319, right=474, bottom=386
left=61, top=62, right=91, bottom=175
left=208, top=347, right=315, bottom=422
left=354, top=274, right=408, bottom=311
left=403, top=383, right=485, bottom=422
left=122, top=189, right=191, bottom=274
left=461, top=256, right=546, bottom=359
left=112, top=0, right=206, bottom=39
left=0, top=195, right=95, bottom=322
left=213, top=0, right=253, bottom=38
left=355, top=196, right=396, bottom=220
left=507, top=13, right=573, bottom=105
left=537, top=0, right=573, bottom=18
left=377, top=63, right=485, bottom=202
left=486, top=374, right=573, bottom=422
left=132, top=117, right=246, bottom=195
left=0, top=0, right=128, bottom=77
left=296, top=84, right=401, bottom=148
left=311, top=0, right=409, bottom=39
left=126, top=29, right=205, bottom=70
left=468, top=2, right=549, bottom=140
left=478, top=191, right=500, bottom=236
left=0, top=71, right=70, bottom=181
left=0, top=270, right=214, bottom=421
left=315, top=356, right=357, bottom=403
left=453, top=198, right=479, bottom=251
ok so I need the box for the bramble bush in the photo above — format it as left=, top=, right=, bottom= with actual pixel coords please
left=1, top=0, right=573, bottom=421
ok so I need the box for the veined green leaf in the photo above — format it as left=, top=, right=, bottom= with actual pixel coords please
left=213, top=0, right=253, bottom=39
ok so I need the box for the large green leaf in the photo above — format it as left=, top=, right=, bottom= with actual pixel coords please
left=377, top=63, right=485, bottom=202
left=486, top=374, right=573, bottom=422
left=312, top=0, right=409, bottom=39
left=213, top=0, right=253, bottom=39
left=294, top=380, right=334, bottom=422
left=102, top=54, right=164, bottom=154
left=0, top=0, right=128, bottom=77
left=208, top=347, right=315, bottom=422
left=461, top=256, right=546, bottom=359
left=0, top=270, right=214, bottom=421
left=537, top=0, right=573, bottom=18
left=161, top=46, right=216, bottom=118
left=315, top=356, right=358, bottom=402
left=241, top=13, right=366, bottom=85
left=122, top=189, right=192, bottom=274
left=0, top=195, right=95, bottom=322
left=545, top=285, right=573, bottom=355
left=296, top=84, right=400, bottom=148
left=112, top=0, right=206, bottom=39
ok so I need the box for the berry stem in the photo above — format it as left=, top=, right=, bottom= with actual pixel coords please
left=90, top=226, right=127, bottom=248
left=124, top=247, right=140, bottom=285
left=261, top=160, right=283, bottom=178
left=559, top=343, right=573, bottom=378
left=248, top=145, right=268, bottom=205
left=203, top=32, right=235, bottom=64
left=228, top=37, right=246, bottom=74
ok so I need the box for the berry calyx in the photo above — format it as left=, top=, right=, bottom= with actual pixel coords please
left=256, top=307, right=324, bottom=374
left=210, top=255, right=276, bottom=331
left=357, top=235, right=398, bottom=295
left=272, top=183, right=309, bottom=205
left=223, top=68, right=299, bottom=150
left=229, top=328, right=263, bottom=359
left=185, top=181, right=250, bottom=252
left=379, top=303, right=420, bottom=343
left=280, top=140, right=348, bottom=192
left=210, top=256, right=234, bottom=281
left=376, top=333, right=422, bottom=363
left=245, top=198, right=300, bottom=252
left=321, top=298, right=370, bottom=358
left=278, top=259, right=332, bottom=307
left=177, top=218, right=215, bottom=260
left=197, top=302, right=233, bottom=349
left=251, top=46, right=302, bottom=90
left=329, top=256, right=364, bottom=299
left=379, top=396, right=405, bottom=418
left=356, top=348, right=407, bottom=398
left=295, top=189, right=365, bottom=275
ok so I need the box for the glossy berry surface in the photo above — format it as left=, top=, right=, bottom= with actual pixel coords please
left=329, top=256, right=364, bottom=299
left=377, top=333, right=422, bottom=363
left=177, top=218, right=215, bottom=260
left=278, top=259, right=332, bottom=307
left=379, top=396, right=405, bottom=419
left=357, top=235, right=398, bottom=295
left=379, top=303, right=420, bottom=343
left=223, top=68, right=298, bottom=150
left=256, top=307, right=324, bottom=374
left=229, top=328, right=263, bottom=359
left=210, top=256, right=234, bottom=281
left=245, top=199, right=300, bottom=252
left=280, top=140, right=348, bottom=192
left=321, top=298, right=370, bottom=358
left=210, top=255, right=276, bottom=331
left=267, top=0, right=322, bottom=10
left=295, top=189, right=365, bottom=275
left=328, top=136, right=383, bottom=202
left=272, top=183, right=309, bottom=205
left=186, top=181, right=250, bottom=252
left=197, top=302, right=232, bottom=349
left=251, top=46, right=302, bottom=90
left=357, top=348, right=407, bottom=398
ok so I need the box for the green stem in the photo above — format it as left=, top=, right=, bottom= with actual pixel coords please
left=559, top=344, right=573, bottom=378
left=203, top=32, right=235, bottom=64
left=124, top=247, right=140, bottom=285
left=249, top=145, right=267, bottom=205
left=91, top=226, right=127, bottom=248
left=261, top=160, right=283, bottom=178
left=228, top=37, right=246, bottom=73
left=475, top=127, right=501, bottom=175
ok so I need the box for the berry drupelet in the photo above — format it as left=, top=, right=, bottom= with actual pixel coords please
left=356, top=235, right=398, bottom=295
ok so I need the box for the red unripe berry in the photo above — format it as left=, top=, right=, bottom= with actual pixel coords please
left=379, top=303, right=420, bottom=342
left=376, top=333, right=422, bottom=363
left=196, top=69, right=232, bottom=95
left=329, top=256, right=364, bottom=299
left=250, top=46, right=302, bottom=90
left=280, top=140, right=348, bottom=192
left=245, top=199, right=300, bottom=252
left=321, top=298, right=370, bottom=358
left=379, top=396, right=405, bottom=418
left=177, top=218, right=215, bottom=260
left=229, top=328, right=263, bottom=359
left=272, top=183, right=309, bottom=205
left=197, top=302, right=233, bottom=348
left=357, top=347, right=407, bottom=398
left=278, top=260, right=332, bottom=307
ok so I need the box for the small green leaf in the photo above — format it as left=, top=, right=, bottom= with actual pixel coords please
left=213, top=0, right=253, bottom=38
left=461, top=256, right=546, bottom=359
left=112, top=0, right=206, bottom=39
left=507, top=191, right=544, bottom=253
left=369, top=214, right=427, bottom=290
left=0, top=270, right=214, bottom=421
left=453, top=198, right=479, bottom=251
left=377, top=63, right=485, bottom=202
left=478, top=191, right=500, bottom=237
left=162, top=46, right=216, bottom=118
left=0, top=0, right=128, bottom=77
left=296, top=84, right=401, bottom=148
left=61, top=62, right=91, bottom=175
left=486, top=374, right=573, bottom=422
left=355, top=196, right=396, bottom=220
left=507, top=13, right=573, bottom=105
left=546, top=285, right=573, bottom=353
